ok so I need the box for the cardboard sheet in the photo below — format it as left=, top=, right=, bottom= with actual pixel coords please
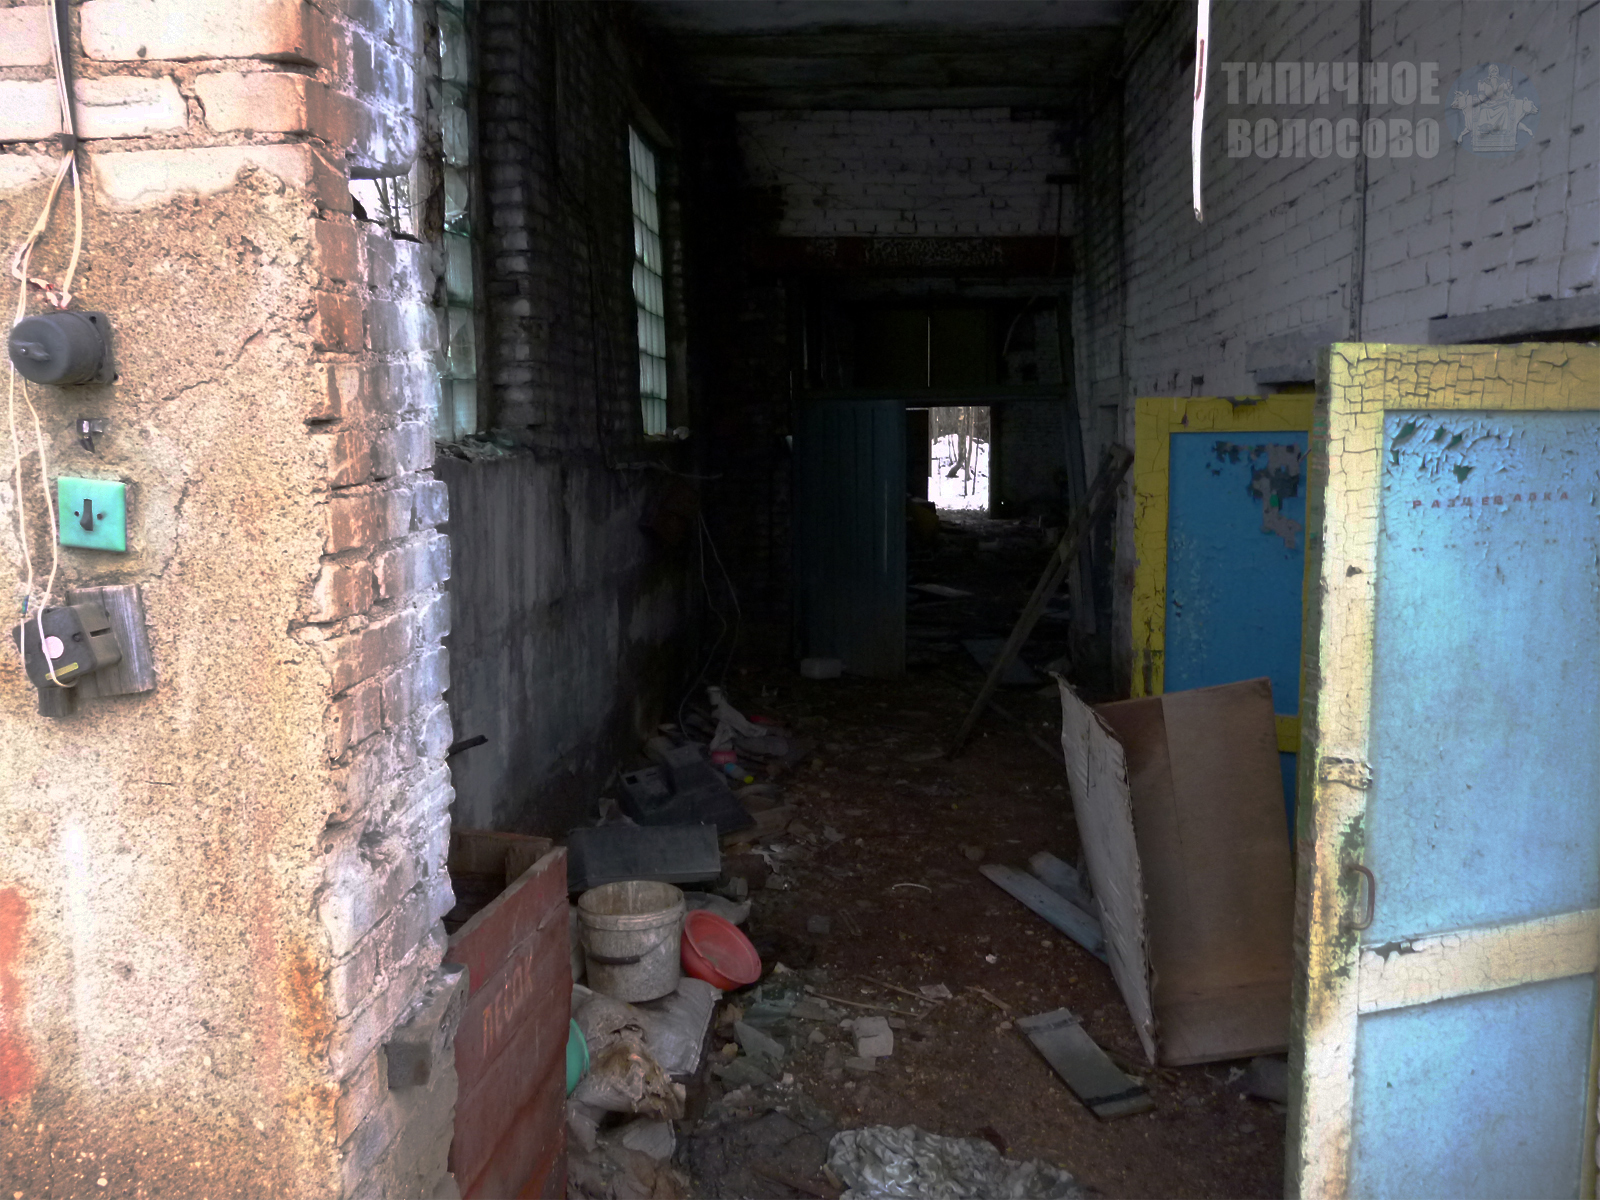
left=1059, top=676, right=1295, bottom=1065
left=1056, top=676, right=1157, bottom=1062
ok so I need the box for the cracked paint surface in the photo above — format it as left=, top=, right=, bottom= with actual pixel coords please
left=1288, top=342, right=1600, bottom=1200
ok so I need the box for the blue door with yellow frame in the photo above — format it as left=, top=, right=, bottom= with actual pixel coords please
left=1132, top=395, right=1314, bottom=829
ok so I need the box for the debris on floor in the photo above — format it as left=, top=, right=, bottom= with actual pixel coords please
left=827, top=1124, right=1086, bottom=1199
left=558, top=619, right=1286, bottom=1199
left=1015, top=1008, right=1154, bottom=1120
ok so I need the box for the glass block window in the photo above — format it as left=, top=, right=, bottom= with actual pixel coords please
left=435, top=0, right=478, bottom=441
left=630, top=128, right=668, bottom=437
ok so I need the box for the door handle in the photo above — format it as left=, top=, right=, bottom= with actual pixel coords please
left=1343, top=863, right=1376, bottom=931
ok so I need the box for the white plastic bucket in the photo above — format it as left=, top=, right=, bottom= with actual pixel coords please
left=577, top=880, right=685, bottom=1002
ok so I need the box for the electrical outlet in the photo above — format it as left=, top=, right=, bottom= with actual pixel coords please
left=56, top=477, right=127, bottom=552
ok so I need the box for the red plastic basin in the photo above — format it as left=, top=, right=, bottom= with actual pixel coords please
left=681, top=909, right=762, bottom=990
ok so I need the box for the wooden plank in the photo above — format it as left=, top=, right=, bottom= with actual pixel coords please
left=452, top=930, right=568, bottom=1084
left=979, top=863, right=1106, bottom=962
left=1016, top=1008, right=1154, bottom=1120
left=65, top=584, right=156, bottom=697
left=947, top=444, right=1132, bottom=757
left=448, top=830, right=553, bottom=887
left=1028, top=851, right=1094, bottom=912
left=447, top=844, right=570, bottom=1200
left=448, top=849, right=566, bottom=996
left=1358, top=908, right=1600, bottom=1015
left=452, top=992, right=566, bottom=1188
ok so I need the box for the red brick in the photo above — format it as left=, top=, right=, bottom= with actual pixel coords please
left=318, top=428, right=379, bottom=490
left=374, top=533, right=448, bottom=602
left=327, top=677, right=381, bottom=758
left=81, top=0, right=326, bottom=64
left=306, top=558, right=375, bottom=622
left=312, top=291, right=364, bottom=353
left=324, top=610, right=415, bottom=694
left=326, top=487, right=411, bottom=553
left=335, top=1050, right=385, bottom=1144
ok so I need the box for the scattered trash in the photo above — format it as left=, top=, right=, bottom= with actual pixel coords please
left=577, top=880, right=686, bottom=1003
left=632, top=976, right=721, bottom=1077
left=566, top=824, right=721, bottom=892
left=889, top=882, right=931, bottom=893
left=827, top=1125, right=1085, bottom=1199
left=979, top=863, right=1106, bottom=961
left=962, top=638, right=1042, bottom=687
left=619, top=755, right=754, bottom=834
left=735, top=1019, right=787, bottom=1067
left=1243, top=1054, right=1289, bottom=1103
left=708, top=685, right=767, bottom=748
left=567, top=1018, right=589, bottom=1095
left=619, top=1118, right=676, bottom=1161
left=1015, top=1008, right=1154, bottom=1120
left=683, top=889, right=751, bottom=926
left=681, top=909, right=763, bottom=990
left=853, top=1015, right=895, bottom=1058
left=801, top=657, right=844, bottom=679
left=967, top=986, right=1011, bottom=1015
left=919, top=983, right=953, bottom=1001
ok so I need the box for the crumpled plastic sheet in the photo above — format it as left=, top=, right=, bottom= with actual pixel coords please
left=827, top=1126, right=1085, bottom=1200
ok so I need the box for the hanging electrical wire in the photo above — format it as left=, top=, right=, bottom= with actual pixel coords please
left=7, top=0, right=87, bottom=690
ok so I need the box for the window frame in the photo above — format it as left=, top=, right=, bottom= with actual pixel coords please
left=629, top=123, right=672, bottom=438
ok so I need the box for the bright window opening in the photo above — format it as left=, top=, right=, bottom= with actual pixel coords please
left=629, top=127, right=668, bottom=437
left=929, top=406, right=990, bottom=512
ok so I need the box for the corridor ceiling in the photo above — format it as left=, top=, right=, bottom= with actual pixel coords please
left=630, top=0, right=1135, bottom=110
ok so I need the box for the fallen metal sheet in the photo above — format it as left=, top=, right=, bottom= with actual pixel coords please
left=566, top=824, right=721, bottom=892
left=979, top=864, right=1106, bottom=962
left=1015, top=1008, right=1154, bottom=1120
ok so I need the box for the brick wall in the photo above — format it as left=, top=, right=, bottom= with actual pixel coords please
left=439, top=1, right=696, bottom=834
left=1, top=1, right=460, bottom=1194
left=1074, top=0, right=1599, bottom=691
left=738, top=107, right=1072, bottom=236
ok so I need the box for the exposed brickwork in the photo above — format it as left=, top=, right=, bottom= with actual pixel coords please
left=738, top=108, right=1072, bottom=236
left=439, top=1, right=696, bottom=837
left=1, top=0, right=460, bottom=1194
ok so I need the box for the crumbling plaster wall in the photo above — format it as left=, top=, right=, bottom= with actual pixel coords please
left=0, top=1, right=460, bottom=1195
left=1074, top=0, right=1599, bottom=692
left=440, top=0, right=696, bottom=836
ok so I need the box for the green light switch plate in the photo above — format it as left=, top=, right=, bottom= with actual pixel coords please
left=57, top=477, right=126, bottom=552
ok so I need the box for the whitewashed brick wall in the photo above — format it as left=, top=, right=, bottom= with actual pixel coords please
left=738, top=107, right=1072, bottom=236
left=1074, top=0, right=1596, bottom=691
left=1089, top=0, right=1596, bottom=406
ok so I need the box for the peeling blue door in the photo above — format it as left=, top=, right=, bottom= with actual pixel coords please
left=1165, top=432, right=1309, bottom=824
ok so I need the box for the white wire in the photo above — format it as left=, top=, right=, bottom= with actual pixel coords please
left=6, top=0, right=84, bottom=691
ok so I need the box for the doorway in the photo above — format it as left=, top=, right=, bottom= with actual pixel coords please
left=927, top=405, right=991, bottom=512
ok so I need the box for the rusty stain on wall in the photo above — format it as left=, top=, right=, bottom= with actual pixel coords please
left=0, top=888, right=34, bottom=1103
